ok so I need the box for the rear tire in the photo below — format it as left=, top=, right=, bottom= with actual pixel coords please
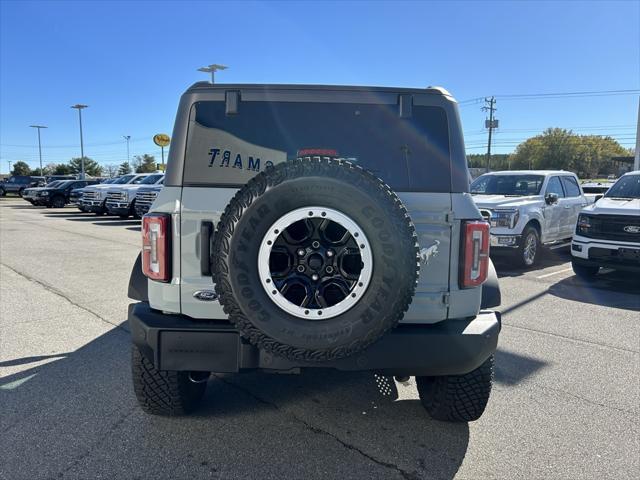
left=416, top=355, right=494, bottom=422
left=572, top=260, right=599, bottom=280
left=0, top=188, right=5, bottom=197
left=18, top=188, right=25, bottom=197
left=131, top=345, right=207, bottom=416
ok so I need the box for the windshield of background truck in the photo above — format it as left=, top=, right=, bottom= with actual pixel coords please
left=471, top=174, right=545, bottom=196
left=140, top=174, right=163, bottom=185
left=183, top=100, right=451, bottom=192
left=605, top=174, right=640, bottom=199
left=112, top=174, right=136, bottom=185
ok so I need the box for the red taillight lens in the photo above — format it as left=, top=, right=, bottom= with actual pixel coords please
left=460, top=220, right=490, bottom=288
left=142, top=213, right=171, bottom=282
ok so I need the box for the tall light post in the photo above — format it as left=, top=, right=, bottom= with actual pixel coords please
left=123, top=135, right=131, bottom=164
left=29, top=125, right=47, bottom=176
left=197, top=64, right=228, bottom=83
left=71, top=104, right=88, bottom=179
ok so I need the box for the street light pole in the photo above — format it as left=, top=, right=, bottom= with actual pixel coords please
left=71, top=104, right=88, bottom=179
left=29, top=125, right=48, bottom=176
left=197, top=64, right=228, bottom=83
left=123, top=135, right=131, bottom=164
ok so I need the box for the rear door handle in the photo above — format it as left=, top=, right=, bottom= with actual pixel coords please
left=200, top=221, right=214, bottom=276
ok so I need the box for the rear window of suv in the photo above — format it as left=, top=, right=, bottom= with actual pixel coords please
left=183, top=100, right=451, bottom=192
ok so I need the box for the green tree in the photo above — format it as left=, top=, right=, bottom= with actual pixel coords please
left=508, top=128, right=628, bottom=178
left=133, top=154, right=157, bottom=173
left=11, top=161, right=31, bottom=176
left=52, top=163, right=73, bottom=175
left=68, top=157, right=103, bottom=177
left=118, top=161, right=132, bottom=175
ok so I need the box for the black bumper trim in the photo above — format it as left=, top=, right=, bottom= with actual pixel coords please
left=128, top=303, right=501, bottom=376
left=572, top=256, right=640, bottom=273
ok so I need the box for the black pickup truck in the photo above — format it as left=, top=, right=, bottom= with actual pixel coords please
left=33, top=179, right=99, bottom=207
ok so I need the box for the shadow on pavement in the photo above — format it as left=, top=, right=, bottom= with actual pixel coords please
left=548, top=270, right=640, bottom=311
left=1, top=326, right=470, bottom=479
left=126, top=226, right=141, bottom=232
left=493, top=249, right=572, bottom=278
left=93, top=220, right=140, bottom=227
left=494, top=349, right=548, bottom=386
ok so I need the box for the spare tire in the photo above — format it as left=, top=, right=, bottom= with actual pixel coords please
left=212, top=159, right=419, bottom=361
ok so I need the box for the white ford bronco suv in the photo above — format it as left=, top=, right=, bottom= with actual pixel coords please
left=127, top=83, right=501, bottom=422
left=471, top=170, right=589, bottom=267
left=571, top=170, right=640, bottom=278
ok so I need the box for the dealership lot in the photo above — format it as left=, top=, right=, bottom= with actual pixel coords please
left=1, top=198, right=638, bottom=480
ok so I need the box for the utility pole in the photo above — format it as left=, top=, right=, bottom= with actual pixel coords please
left=123, top=135, right=131, bottom=164
left=29, top=125, right=47, bottom=176
left=634, top=96, right=639, bottom=171
left=197, top=64, right=228, bottom=83
left=71, top=104, right=88, bottom=179
left=7, top=161, right=12, bottom=174
left=482, top=97, right=497, bottom=172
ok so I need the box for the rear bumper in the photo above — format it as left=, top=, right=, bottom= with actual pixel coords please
left=128, top=302, right=501, bottom=376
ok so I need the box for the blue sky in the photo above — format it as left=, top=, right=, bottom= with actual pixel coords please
left=1, top=0, right=638, bottom=174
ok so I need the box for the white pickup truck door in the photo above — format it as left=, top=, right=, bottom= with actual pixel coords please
left=542, top=176, right=565, bottom=241
left=560, top=176, right=587, bottom=238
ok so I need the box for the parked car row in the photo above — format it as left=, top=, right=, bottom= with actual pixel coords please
left=12, top=172, right=165, bottom=220
left=79, top=172, right=164, bottom=218
left=470, top=170, right=640, bottom=278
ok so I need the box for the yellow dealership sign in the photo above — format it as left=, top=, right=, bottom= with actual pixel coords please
left=153, top=134, right=170, bottom=147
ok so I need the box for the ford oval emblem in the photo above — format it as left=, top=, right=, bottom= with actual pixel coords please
left=193, top=290, right=218, bottom=302
left=623, top=226, right=640, bottom=234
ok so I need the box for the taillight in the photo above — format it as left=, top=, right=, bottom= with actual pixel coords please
left=460, top=220, right=490, bottom=288
left=142, top=213, right=171, bottom=282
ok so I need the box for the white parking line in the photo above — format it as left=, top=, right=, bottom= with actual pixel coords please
left=536, top=267, right=574, bottom=279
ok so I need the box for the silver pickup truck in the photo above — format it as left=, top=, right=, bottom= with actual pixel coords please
left=472, top=170, right=590, bottom=267
left=105, top=173, right=164, bottom=218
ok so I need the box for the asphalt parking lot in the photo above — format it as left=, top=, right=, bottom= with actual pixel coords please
left=1, top=197, right=638, bottom=480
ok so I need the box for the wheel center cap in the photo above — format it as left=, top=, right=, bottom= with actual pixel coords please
left=307, top=253, right=324, bottom=270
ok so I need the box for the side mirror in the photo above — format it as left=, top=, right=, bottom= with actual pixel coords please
left=545, top=192, right=559, bottom=205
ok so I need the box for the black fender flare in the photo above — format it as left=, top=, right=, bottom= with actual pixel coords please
left=481, top=259, right=501, bottom=309
left=128, top=253, right=148, bottom=302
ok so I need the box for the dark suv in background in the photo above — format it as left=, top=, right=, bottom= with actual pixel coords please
left=34, top=179, right=100, bottom=208
left=0, top=176, right=46, bottom=196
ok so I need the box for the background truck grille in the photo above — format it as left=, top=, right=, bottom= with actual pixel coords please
left=581, top=214, right=640, bottom=243
left=136, top=190, right=158, bottom=206
left=106, top=191, right=126, bottom=202
left=83, top=191, right=100, bottom=201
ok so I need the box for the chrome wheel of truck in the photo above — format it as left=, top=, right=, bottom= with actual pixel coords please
left=518, top=226, right=539, bottom=267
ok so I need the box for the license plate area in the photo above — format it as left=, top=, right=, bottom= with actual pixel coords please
left=619, top=248, right=640, bottom=259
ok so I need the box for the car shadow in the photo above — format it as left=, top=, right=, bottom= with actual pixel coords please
left=93, top=220, right=140, bottom=227
left=492, top=249, right=572, bottom=278
left=548, top=270, right=640, bottom=311
left=1, top=326, right=470, bottom=480
left=126, top=226, right=141, bottom=232
left=494, top=349, right=548, bottom=386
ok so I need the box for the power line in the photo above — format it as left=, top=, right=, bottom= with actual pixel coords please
left=459, top=88, right=640, bottom=104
